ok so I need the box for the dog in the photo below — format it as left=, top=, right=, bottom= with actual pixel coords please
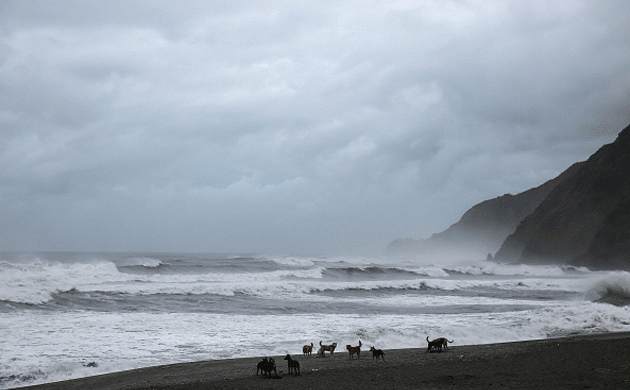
left=319, top=341, right=338, bottom=357
left=256, top=357, right=268, bottom=376
left=426, top=336, right=444, bottom=352
left=434, top=337, right=454, bottom=350
left=256, top=357, right=277, bottom=377
left=426, top=336, right=452, bottom=352
left=256, top=357, right=267, bottom=375
left=303, top=342, right=314, bottom=357
left=370, top=346, right=386, bottom=360
left=346, top=340, right=362, bottom=360
left=284, top=354, right=300, bottom=375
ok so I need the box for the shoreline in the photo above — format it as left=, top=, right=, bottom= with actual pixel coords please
left=17, top=332, right=630, bottom=390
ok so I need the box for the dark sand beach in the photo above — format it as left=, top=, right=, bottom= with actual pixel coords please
left=19, top=332, right=630, bottom=390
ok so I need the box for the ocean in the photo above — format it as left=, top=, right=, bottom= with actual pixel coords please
left=1, top=251, right=630, bottom=388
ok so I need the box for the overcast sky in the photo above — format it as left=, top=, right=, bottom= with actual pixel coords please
left=1, top=1, right=629, bottom=256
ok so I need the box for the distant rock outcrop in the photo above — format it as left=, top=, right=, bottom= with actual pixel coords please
left=494, top=124, right=630, bottom=269
left=385, top=162, right=582, bottom=260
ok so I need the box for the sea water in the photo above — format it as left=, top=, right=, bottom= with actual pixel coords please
left=1, top=251, right=630, bottom=388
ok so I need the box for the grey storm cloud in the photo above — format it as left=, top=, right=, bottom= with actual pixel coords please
left=1, top=1, right=630, bottom=255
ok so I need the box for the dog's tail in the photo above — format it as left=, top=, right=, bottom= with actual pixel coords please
left=320, top=340, right=323, bottom=347
left=359, top=340, right=362, bottom=347
left=426, top=336, right=430, bottom=342
left=447, top=339, right=454, bottom=343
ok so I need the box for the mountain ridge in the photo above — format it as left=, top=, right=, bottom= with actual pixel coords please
left=385, top=162, right=583, bottom=260
left=387, top=123, right=630, bottom=270
left=495, top=124, right=630, bottom=268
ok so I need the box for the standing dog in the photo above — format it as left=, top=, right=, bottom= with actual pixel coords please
left=346, top=340, right=362, bottom=360
left=319, top=341, right=338, bottom=357
left=426, top=336, right=444, bottom=352
left=434, top=337, right=454, bottom=350
left=256, top=357, right=277, bottom=377
left=370, top=346, right=386, bottom=360
left=426, top=336, right=453, bottom=352
left=256, top=357, right=268, bottom=376
left=303, top=342, right=314, bottom=357
left=284, top=354, right=300, bottom=375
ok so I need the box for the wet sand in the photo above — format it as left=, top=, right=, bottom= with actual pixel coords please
left=18, top=332, right=630, bottom=389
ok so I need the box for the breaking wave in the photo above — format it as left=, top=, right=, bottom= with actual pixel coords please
left=2, top=252, right=630, bottom=389
left=0, top=255, right=600, bottom=307
left=585, top=273, right=630, bottom=306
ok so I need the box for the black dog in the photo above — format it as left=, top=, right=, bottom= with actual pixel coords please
left=284, top=354, right=300, bottom=375
left=370, top=346, right=386, bottom=360
left=256, top=357, right=268, bottom=376
left=256, top=357, right=277, bottom=377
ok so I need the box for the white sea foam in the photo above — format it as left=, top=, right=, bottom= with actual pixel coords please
left=2, top=301, right=629, bottom=389
left=1, top=254, right=629, bottom=389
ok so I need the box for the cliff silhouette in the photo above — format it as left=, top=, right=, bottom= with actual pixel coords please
left=387, top=123, right=630, bottom=269
left=495, top=124, right=630, bottom=269
left=385, top=162, right=582, bottom=260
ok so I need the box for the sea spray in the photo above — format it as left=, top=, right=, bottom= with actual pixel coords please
left=585, top=272, right=630, bottom=305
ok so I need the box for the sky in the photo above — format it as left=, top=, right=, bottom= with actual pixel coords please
left=1, top=1, right=630, bottom=256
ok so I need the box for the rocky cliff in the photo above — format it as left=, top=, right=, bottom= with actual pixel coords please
left=572, top=198, right=630, bottom=269
left=385, top=162, right=582, bottom=260
left=494, top=124, right=630, bottom=268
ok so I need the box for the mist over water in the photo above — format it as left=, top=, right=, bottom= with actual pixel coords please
left=1, top=252, right=630, bottom=388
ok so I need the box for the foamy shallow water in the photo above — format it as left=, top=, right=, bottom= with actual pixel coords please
left=1, top=252, right=630, bottom=388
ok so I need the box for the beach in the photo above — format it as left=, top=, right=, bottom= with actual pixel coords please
left=18, top=332, right=630, bottom=390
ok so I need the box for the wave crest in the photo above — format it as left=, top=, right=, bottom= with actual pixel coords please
left=446, top=263, right=579, bottom=277
left=120, top=257, right=162, bottom=268
left=585, top=273, right=630, bottom=306
left=0, top=260, right=122, bottom=304
left=321, top=265, right=448, bottom=279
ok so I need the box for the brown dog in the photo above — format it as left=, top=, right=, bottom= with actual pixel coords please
left=303, top=342, right=313, bottom=357
left=346, top=340, right=362, bottom=359
left=319, top=341, right=337, bottom=357
left=370, top=346, right=386, bottom=360
left=426, top=336, right=444, bottom=352
left=434, top=337, right=454, bottom=350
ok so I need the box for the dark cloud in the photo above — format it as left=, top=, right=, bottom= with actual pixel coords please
left=1, top=1, right=630, bottom=255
